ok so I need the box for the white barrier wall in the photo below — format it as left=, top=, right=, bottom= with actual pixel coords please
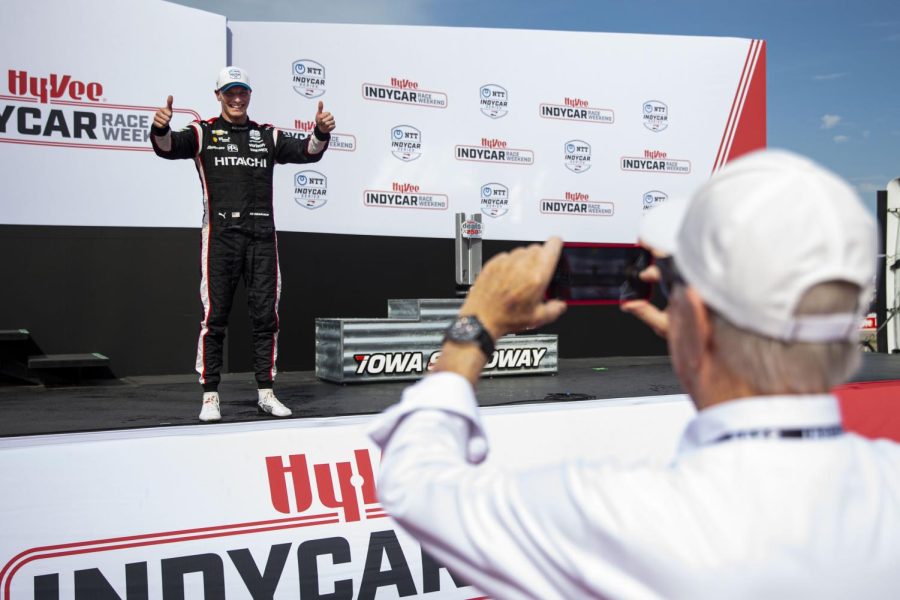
left=0, top=0, right=225, bottom=228
left=0, top=395, right=696, bottom=599
left=0, top=1, right=765, bottom=243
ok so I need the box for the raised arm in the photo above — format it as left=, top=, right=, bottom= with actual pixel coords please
left=149, top=95, right=200, bottom=160
left=274, top=100, right=334, bottom=164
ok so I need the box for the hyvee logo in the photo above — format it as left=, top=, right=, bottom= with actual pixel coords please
left=1, top=68, right=198, bottom=151
left=564, top=139, right=591, bottom=173
left=539, top=97, right=614, bottom=124
left=479, top=83, right=508, bottom=118
left=541, top=192, right=614, bottom=216
left=291, top=59, right=326, bottom=98
left=362, top=77, right=448, bottom=108
left=8, top=69, right=102, bottom=103
left=364, top=182, right=449, bottom=210
left=390, top=124, right=422, bottom=161
left=286, top=119, right=357, bottom=152
left=9, top=449, right=475, bottom=598
left=621, top=149, right=691, bottom=174
left=294, top=170, right=328, bottom=209
left=456, top=137, right=534, bottom=165
left=266, top=449, right=379, bottom=522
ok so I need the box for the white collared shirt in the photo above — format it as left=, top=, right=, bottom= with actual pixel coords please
left=369, top=372, right=900, bottom=600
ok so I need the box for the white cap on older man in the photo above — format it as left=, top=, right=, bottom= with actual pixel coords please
left=640, top=148, right=877, bottom=342
left=216, top=66, right=251, bottom=92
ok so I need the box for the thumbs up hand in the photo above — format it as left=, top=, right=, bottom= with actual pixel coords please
left=153, top=95, right=174, bottom=129
left=315, top=100, right=335, bottom=133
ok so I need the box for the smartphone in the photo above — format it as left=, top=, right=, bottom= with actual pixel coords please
left=546, top=243, right=652, bottom=305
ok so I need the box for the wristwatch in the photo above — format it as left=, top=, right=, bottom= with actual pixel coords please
left=443, top=315, right=496, bottom=359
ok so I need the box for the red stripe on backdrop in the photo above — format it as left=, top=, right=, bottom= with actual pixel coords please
left=836, top=380, right=900, bottom=441
left=712, top=41, right=754, bottom=172
left=723, top=40, right=767, bottom=163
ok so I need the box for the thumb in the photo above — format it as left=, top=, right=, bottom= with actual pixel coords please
left=317, top=100, right=324, bottom=114
left=166, top=95, right=173, bottom=111
left=531, top=300, right=567, bottom=329
left=621, top=300, right=669, bottom=338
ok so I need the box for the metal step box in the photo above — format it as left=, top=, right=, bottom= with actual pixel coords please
left=316, top=299, right=558, bottom=383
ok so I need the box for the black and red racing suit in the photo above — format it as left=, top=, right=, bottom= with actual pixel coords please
left=150, top=116, right=329, bottom=390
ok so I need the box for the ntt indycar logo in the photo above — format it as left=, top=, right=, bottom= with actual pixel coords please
left=390, top=124, right=422, bottom=161
left=541, top=192, right=614, bottom=217
left=1, top=68, right=199, bottom=152
left=294, top=170, right=327, bottom=209
left=539, top=97, right=614, bottom=124
left=481, top=183, right=510, bottom=218
left=621, top=149, right=691, bottom=174
left=480, top=84, right=508, bottom=118
left=564, top=139, right=591, bottom=173
left=362, top=77, right=448, bottom=108
left=643, top=100, right=668, bottom=132
left=355, top=347, right=548, bottom=375
left=364, top=182, right=449, bottom=210
left=291, top=59, right=325, bottom=98
left=643, top=190, right=668, bottom=211
left=456, top=137, right=534, bottom=165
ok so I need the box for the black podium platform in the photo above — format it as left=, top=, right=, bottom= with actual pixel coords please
left=1, top=354, right=899, bottom=438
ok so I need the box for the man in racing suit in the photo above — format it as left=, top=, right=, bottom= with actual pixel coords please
left=150, top=66, right=335, bottom=422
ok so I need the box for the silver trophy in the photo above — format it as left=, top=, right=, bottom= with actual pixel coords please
left=455, top=212, right=483, bottom=295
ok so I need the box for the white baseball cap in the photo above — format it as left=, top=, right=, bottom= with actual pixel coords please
left=215, top=66, right=251, bottom=92
left=640, top=148, right=877, bottom=342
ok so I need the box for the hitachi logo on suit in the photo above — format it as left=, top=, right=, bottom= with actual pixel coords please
left=213, top=156, right=268, bottom=167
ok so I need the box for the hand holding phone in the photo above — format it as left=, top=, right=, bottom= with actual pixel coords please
left=546, top=243, right=652, bottom=305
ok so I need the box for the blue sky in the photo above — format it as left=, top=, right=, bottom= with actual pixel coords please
left=170, top=0, right=899, bottom=212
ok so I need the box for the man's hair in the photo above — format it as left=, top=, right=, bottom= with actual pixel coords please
left=710, top=281, right=861, bottom=394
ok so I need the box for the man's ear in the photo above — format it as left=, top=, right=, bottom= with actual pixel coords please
left=684, top=286, right=714, bottom=357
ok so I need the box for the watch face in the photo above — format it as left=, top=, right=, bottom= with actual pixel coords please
left=445, top=315, right=495, bottom=358
left=448, top=316, right=480, bottom=342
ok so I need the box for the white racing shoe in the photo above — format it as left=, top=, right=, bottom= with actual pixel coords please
left=258, top=389, right=292, bottom=417
left=199, top=392, right=221, bottom=422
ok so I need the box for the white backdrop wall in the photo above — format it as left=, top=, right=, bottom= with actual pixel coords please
left=232, top=23, right=759, bottom=242
left=0, top=2, right=762, bottom=243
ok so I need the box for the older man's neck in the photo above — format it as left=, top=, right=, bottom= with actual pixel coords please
left=692, top=364, right=829, bottom=411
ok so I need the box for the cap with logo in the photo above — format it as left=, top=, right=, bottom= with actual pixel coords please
left=216, top=66, right=251, bottom=92
left=639, top=148, right=876, bottom=343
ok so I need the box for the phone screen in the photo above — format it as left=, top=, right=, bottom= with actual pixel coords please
left=546, top=243, right=652, bottom=305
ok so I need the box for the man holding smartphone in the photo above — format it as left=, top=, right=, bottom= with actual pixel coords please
left=368, top=149, right=900, bottom=598
left=151, top=66, right=336, bottom=422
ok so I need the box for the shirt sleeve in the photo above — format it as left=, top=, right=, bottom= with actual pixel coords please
left=367, top=373, right=663, bottom=600
left=273, top=128, right=330, bottom=164
left=150, top=122, right=200, bottom=159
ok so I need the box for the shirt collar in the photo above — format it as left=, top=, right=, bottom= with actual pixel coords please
left=678, top=394, right=842, bottom=454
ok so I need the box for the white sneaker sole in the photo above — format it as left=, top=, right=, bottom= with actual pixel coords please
left=257, top=403, right=291, bottom=417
